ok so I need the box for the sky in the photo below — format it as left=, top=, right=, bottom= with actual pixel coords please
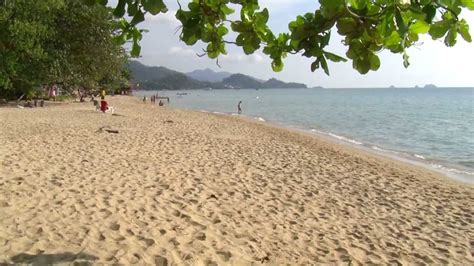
left=114, top=0, right=474, bottom=88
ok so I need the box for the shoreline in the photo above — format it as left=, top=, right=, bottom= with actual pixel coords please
left=178, top=106, right=474, bottom=185
left=1, top=96, right=473, bottom=264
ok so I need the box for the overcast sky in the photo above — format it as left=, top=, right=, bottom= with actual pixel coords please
left=117, top=0, right=474, bottom=88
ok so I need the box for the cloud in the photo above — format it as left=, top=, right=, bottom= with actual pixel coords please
left=167, top=45, right=265, bottom=64
left=145, top=11, right=179, bottom=26
left=168, top=46, right=197, bottom=56
left=220, top=53, right=264, bottom=63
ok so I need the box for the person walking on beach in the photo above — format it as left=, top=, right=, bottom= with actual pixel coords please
left=237, top=101, right=242, bottom=114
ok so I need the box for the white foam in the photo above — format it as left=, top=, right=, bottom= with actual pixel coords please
left=256, top=117, right=265, bottom=122
left=371, top=146, right=387, bottom=152
left=310, top=129, right=326, bottom=134
left=328, top=133, right=363, bottom=145
left=414, top=154, right=426, bottom=160
left=430, top=164, right=474, bottom=176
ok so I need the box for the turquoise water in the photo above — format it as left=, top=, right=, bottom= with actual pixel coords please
left=137, top=88, right=474, bottom=183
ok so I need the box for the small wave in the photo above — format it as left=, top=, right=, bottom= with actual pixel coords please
left=310, top=129, right=326, bottom=134
left=430, top=164, right=474, bottom=176
left=371, top=146, right=388, bottom=152
left=414, top=154, right=426, bottom=160
left=256, top=117, right=265, bottom=122
left=327, top=133, right=363, bottom=145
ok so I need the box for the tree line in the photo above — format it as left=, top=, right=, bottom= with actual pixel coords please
left=0, top=0, right=129, bottom=100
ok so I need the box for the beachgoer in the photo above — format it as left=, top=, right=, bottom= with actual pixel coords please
left=238, top=101, right=242, bottom=114
left=158, top=100, right=164, bottom=106
left=51, top=86, right=57, bottom=101
left=100, top=96, right=108, bottom=112
left=143, top=96, right=147, bottom=103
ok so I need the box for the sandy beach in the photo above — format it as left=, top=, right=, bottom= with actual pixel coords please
left=0, top=96, right=473, bottom=265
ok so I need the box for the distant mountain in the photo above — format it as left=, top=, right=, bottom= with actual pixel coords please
left=127, top=61, right=222, bottom=90
left=223, top=74, right=307, bottom=89
left=186, top=68, right=232, bottom=82
left=263, top=78, right=306, bottom=89
left=127, top=60, right=179, bottom=81
left=128, top=61, right=308, bottom=90
left=222, top=74, right=262, bottom=89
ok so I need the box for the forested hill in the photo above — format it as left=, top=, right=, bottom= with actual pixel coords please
left=186, top=68, right=232, bottom=82
left=128, top=61, right=308, bottom=90
left=127, top=61, right=221, bottom=90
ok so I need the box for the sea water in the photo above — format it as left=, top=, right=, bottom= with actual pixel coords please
left=137, top=88, right=474, bottom=183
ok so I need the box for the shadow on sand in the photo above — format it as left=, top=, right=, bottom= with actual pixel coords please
left=2, top=252, right=98, bottom=265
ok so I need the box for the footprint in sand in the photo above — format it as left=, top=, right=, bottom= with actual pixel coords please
left=109, top=222, right=120, bottom=231
left=195, top=232, right=206, bottom=241
left=155, top=256, right=168, bottom=266
left=217, top=251, right=232, bottom=262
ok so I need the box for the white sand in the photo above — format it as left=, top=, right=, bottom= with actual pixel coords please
left=0, top=96, right=473, bottom=264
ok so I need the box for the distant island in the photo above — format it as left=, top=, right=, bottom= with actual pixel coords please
left=424, top=84, right=438, bottom=89
left=128, top=61, right=308, bottom=90
left=387, top=84, right=439, bottom=89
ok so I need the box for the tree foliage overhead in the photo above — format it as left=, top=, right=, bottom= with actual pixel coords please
left=90, top=0, right=472, bottom=75
left=0, top=0, right=128, bottom=98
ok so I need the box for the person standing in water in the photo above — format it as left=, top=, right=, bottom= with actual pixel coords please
left=237, top=101, right=242, bottom=114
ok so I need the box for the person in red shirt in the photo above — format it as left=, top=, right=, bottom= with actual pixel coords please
left=100, top=96, right=108, bottom=112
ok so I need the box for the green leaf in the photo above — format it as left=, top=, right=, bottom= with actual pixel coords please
left=409, top=20, right=430, bottom=34
left=142, top=0, right=167, bottom=15
left=271, top=58, right=284, bottom=72
left=321, top=31, right=331, bottom=47
left=320, top=56, right=329, bottom=75
left=131, top=41, right=141, bottom=57
left=324, top=52, right=347, bottom=62
left=379, top=13, right=395, bottom=37
left=461, top=0, right=474, bottom=10
left=311, top=60, right=319, bottom=72
left=113, top=0, right=126, bottom=17
left=337, top=17, right=357, bottom=35
left=319, top=0, right=344, bottom=18
left=130, top=10, right=145, bottom=25
left=422, top=4, right=436, bottom=23
left=369, top=53, right=380, bottom=71
left=243, top=42, right=257, bottom=54
left=255, top=8, right=269, bottom=25
left=353, top=57, right=370, bottom=74
left=395, top=9, right=408, bottom=37
left=349, top=0, right=366, bottom=10
left=458, top=19, right=472, bottom=42
left=221, top=5, right=235, bottom=15
left=127, top=1, right=138, bottom=16
left=384, top=31, right=401, bottom=46
left=217, top=25, right=228, bottom=37
left=444, top=24, right=458, bottom=47
left=403, top=52, right=410, bottom=68
left=429, top=20, right=452, bottom=39
left=83, top=0, right=96, bottom=5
